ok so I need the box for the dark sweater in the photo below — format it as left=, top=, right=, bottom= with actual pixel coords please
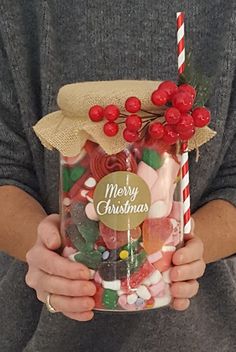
left=0, top=1, right=235, bottom=351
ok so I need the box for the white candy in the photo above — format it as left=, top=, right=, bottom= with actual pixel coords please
left=142, top=270, right=162, bottom=286
left=84, top=177, right=96, bottom=188
left=137, top=285, right=151, bottom=300
left=154, top=294, right=172, bottom=308
left=148, top=270, right=162, bottom=285
left=102, top=280, right=121, bottom=291
left=162, top=269, right=171, bottom=284
left=127, top=293, right=138, bottom=305
left=162, top=245, right=176, bottom=252
left=148, top=200, right=169, bottom=218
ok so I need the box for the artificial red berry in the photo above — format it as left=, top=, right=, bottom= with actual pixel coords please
left=178, top=84, right=197, bottom=100
left=104, top=104, right=120, bottom=121
left=89, top=105, right=104, bottom=122
left=162, top=124, right=179, bottom=145
left=192, top=107, right=211, bottom=127
left=176, top=114, right=194, bottom=134
left=165, top=107, right=181, bottom=125
left=125, top=97, right=141, bottom=113
left=158, top=80, right=178, bottom=100
left=151, top=89, right=168, bottom=106
left=172, top=91, right=194, bottom=113
left=148, top=122, right=165, bottom=139
left=103, top=122, right=119, bottom=137
left=179, top=127, right=196, bottom=141
left=125, top=114, right=142, bottom=132
left=123, top=128, right=139, bottom=142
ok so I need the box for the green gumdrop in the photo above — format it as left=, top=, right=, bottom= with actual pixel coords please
left=103, top=289, right=118, bottom=309
left=142, top=148, right=163, bottom=170
left=73, top=250, right=102, bottom=270
left=70, top=166, right=86, bottom=182
left=63, top=168, right=74, bottom=192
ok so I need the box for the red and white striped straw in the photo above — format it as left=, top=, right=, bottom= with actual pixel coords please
left=177, top=12, right=191, bottom=234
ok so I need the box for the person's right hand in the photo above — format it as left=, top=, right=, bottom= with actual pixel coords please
left=25, top=214, right=96, bottom=321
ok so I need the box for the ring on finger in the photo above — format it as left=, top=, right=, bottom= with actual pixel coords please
left=45, top=293, right=57, bottom=314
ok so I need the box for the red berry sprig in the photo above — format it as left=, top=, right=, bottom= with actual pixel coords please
left=88, top=80, right=211, bottom=145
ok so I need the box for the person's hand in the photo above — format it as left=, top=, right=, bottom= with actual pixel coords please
left=170, top=220, right=206, bottom=311
left=25, top=214, right=96, bottom=321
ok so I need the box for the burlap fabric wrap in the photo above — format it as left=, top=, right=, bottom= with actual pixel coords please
left=33, top=80, right=216, bottom=157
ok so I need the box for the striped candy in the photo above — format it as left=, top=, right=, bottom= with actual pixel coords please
left=177, top=12, right=191, bottom=234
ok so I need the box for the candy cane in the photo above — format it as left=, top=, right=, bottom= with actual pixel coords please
left=177, top=12, right=191, bottom=234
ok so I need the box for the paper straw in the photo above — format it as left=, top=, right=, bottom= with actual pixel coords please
left=177, top=12, right=191, bottom=234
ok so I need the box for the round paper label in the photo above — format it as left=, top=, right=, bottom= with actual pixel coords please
left=93, top=171, right=151, bottom=231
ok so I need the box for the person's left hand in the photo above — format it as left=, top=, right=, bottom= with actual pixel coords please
left=170, top=230, right=206, bottom=311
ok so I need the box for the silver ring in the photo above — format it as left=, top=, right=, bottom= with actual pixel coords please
left=45, top=293, right=57, bottom=314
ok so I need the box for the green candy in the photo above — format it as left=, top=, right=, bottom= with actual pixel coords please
left=62, top=168, right=74, bottom=192
left=70, top=166, right=86, bottom=182
left=73, top=250, right=102, bottom=270
left=65, top=224, right=94, bottom=252
left=103, top=289, right=118, bottom=309
left=71, top=203, right=99, bottom=244
left=142, top=148, right=163, bottom=170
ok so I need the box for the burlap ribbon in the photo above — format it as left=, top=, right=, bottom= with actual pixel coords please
left=33, top=80, right=216, bottom=157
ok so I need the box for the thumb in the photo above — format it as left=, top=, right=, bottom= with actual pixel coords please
left=37, top=214, right=62, bottom=250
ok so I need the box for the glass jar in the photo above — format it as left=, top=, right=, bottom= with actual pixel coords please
left=60, top=137, right=183, bottom=312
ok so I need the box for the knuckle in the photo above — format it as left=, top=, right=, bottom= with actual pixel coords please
left=25, top=272, right=37, bottom=289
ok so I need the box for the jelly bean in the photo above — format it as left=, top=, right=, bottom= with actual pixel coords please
left=102, top=279, right=121, bottom=291
left=98, top=251, right=146, bottom=281
left=63, top=168, right=73, bottom=192
left=71, top=203, right=99, bottom=244
left=137, top=285, right=151, bottom=300
left=121, top=259, right=155, bottom=289
left=136, top=161, right=158, bottom=190
left=142, top=218, right=173, bottom=255
left=148, top=280, right=166, bottom=297
left=107, top=249, right=119, bottom=262
left=99, top=222, right=141, bottom=250
left=70, top=250, right=102, bottom=270
left=162, top=269, right=171, bottom=284
left=90, top=150, right=138, bottom=181
left=103, top=289, right=118, bottom=309
left=102, top=251, right=110, bottom=260
left=142, top=148, right=163, bottom=170
left=70, top=165, right=86, bottom=182
left=136, top=297, right=145, bottom=306
left=119, top=250, right=129, bottom=260
left=85, top=202, right=99, bottom=221
left=127, top=293, right=138, bottom=305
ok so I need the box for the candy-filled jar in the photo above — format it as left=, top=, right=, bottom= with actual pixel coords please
left=34, top=80, right=213, bottom=312
left=60, top=138, right=183, bottom=312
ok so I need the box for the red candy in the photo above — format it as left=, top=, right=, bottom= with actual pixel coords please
left=142, top=218, right=173, bottom=254
left=90, top=150, right=138, bottom=181
left=122, top=260, right=155, bottom=289
left=99, top=222, right=141, bottom=250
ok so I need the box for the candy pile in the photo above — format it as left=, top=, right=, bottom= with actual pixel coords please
left=88, top=80, right=211, bottom=145
left=61, top=138, right=182, bottom=311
